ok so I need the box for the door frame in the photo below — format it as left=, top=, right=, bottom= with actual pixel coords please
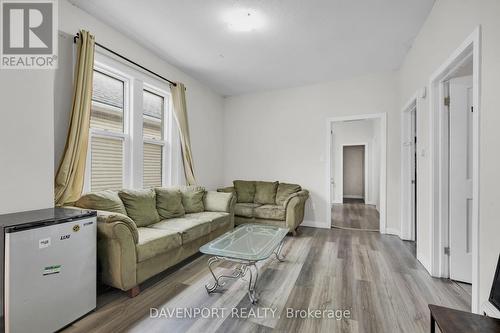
left=325, top=113, right=387, bottom=233
left=340, top=143, right=369, bottom=202
left=429, top=26, right=481, bottom=312
left=400, top=91, right=422, bottom=242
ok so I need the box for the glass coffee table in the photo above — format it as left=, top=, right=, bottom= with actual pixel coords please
left=200, top=224, right=288, bottom=304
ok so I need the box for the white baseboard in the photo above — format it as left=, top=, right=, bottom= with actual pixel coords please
left=301, top=220, right=330, bottom=229
left=482, top=301, right=500, bottom=319
left=385, top=227, right=400, bottom=237
left=417, top=252, right=431, bottom=274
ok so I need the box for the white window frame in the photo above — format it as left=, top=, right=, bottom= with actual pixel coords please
left=142, top=83, right=172, bottom=188
left=83, top=63, right=132, bottom=193
left=83, top=51, right=175, bottom=193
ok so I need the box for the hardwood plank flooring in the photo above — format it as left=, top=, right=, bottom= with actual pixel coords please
left=332, top=203, right=380, bottom=230
left=63, top=227, right=470, bottom=333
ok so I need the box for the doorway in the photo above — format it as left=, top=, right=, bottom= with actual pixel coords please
left=326, top=114, right=387, bottom=232
left=342, top=145, right=366, bottom=203
left=429, top=27, right=480, bottom=312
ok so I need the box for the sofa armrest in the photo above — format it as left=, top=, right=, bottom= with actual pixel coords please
left=96, top=217, right=138, bottom=291
left=95, top=210, right=139, bottom=244
left=204, top=191, right=235, bottom=213
left=217, top=186, right=235, bottom=193
left=66, top=205, right=139, bottom=244
left=282, top=190, right=309, bottom=208
left=284, top=190, right=309, bottom=231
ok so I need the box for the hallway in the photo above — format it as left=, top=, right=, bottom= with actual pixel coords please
left=332, top=202, right=380, bottom=231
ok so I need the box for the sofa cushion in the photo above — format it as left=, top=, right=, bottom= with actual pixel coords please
left=136, top=227, right=182, bottom=262
left=234, top=203, right=261, bottom=218
left=254, top=181, right=279, bottom=205
left=276, top=183, right=302, bottom=206
left=233, top=180, right=256, bottom=203
left=204, top=191, right=233, bottom=212
left=148, top=215, right=211, bottom=244
left=75, top=190, right=127, bottom=215
left=179, top=186, right=205, bottom=213
left=254, top=204, right=286, bottom=221
left=187, top=212, right=231, bottom=232
left=155, top=188, right=185, bottom=219
left=118, top=189, right=160, bottom=227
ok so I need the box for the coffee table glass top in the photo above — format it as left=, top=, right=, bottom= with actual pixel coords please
left=200, top=224, right=288, bottom=261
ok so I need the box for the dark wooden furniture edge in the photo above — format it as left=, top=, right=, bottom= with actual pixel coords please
left=429, top=304, right=500, bottom=333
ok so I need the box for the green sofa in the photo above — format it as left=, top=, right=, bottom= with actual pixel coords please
left=73, top=186, right=235, bottom=296
left=218, top=180, right=309, bottom=235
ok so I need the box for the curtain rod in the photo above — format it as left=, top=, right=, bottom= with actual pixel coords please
left=73, top=33, right=177, bottom=87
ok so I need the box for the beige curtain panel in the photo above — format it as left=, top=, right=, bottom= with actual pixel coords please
left=171, top=82, right=197, bottom=185
left=54, top=30, right=95, bottom=205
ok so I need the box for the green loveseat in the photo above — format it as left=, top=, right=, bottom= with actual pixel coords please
left=218, top=180, right=309, bottom=235
left=73, top=186, right=235, bottom=296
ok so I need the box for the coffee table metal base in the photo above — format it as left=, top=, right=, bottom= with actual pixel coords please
left=205, top=240, right=285, bottom=304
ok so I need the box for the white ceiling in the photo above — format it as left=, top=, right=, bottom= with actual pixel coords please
left=69, top=0, right=435, bottom=96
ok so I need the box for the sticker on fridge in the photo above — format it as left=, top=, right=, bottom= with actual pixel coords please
left=39, top=237, right=51, bottom=249
left=43, top=265, right=61, bottom=276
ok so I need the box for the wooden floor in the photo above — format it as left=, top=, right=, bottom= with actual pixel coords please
left=64, top=227, right=470, bottom=333
left=332, top=203, right=380, bottom=230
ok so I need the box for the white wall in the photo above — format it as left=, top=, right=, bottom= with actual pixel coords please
left=398, top=0, right=500, bottom=310
left=54, top=0, right=225, bottom=190
left=54, top=32, right=74, bottom=170
left=331, top=119, right=380, bottom=206
left=223, top=72, right=398, bottom=229
left=0, top=71, right=55, bottom=214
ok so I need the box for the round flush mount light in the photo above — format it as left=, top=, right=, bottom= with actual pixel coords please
left=223, top=8, right=264, bottom=32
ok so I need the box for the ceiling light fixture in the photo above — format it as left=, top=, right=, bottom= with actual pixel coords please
left=223, top=8, right=264, bottom=32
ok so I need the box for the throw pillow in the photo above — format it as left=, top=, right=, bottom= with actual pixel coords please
left=155, top=188, right=185, bottom=219
left=75, top=190, right=127, bottom=215
left=233, top=180, right=256, bottom=203
left=179, top=186, right=205, bottom=213
left=276, top=183, right=302, bottom=206
left=254, top=181, right=279, bottom=205
left=118, top=189, right=160, bottom=227
left=204, top=191, right=233, bottom=212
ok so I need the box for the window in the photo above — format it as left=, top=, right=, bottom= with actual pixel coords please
left=143, top=89, right=166, bottom=188
left=89, top=70, right=126, bottom=191
left=85, top=59, right=172, bottom=193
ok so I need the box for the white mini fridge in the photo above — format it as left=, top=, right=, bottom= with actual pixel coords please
left=0, top=208, right=97, bottom=333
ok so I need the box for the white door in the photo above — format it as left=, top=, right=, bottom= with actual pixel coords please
left=449, top=75, right=473, bottom=283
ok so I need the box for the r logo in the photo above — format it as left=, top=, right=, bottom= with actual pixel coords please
left=1, top=0, right=57, bottom=69
left=2, top=1, right=52, bottom=54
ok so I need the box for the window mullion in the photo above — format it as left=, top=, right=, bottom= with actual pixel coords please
left=130, top=79, right=144, bottom=189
